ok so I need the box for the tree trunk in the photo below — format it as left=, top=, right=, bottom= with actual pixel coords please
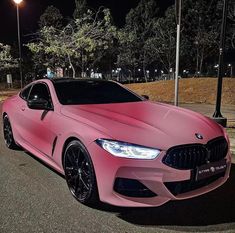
left=133, top=67, right=136, bottom=83
left=199, top=51, right=204, bottom=75
left=68, top=54, right=76, bottom=78
left=143, top=54, right=147, bottom=83
left=142, top=63, right=148, bottom=83
left=195, top=46, right=199, bottom=77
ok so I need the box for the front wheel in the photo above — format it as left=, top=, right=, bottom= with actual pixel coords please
left=3, top=115, right=19, bottom=150
left=63, top=140, right=99, bottom=206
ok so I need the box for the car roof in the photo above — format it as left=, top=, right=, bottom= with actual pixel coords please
left=51, top=78, right=110, bottom=84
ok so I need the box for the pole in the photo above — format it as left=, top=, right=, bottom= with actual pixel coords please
left=212, top=0, right=228, bottom=127
left=174, top=0, right=181, bottom=106
left=16, top=5, right=23, bottom=89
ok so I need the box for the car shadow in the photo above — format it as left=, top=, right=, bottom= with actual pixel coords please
left=110, top=164, right=235, bottom=227
left=24, top=151, right=65, bottom=179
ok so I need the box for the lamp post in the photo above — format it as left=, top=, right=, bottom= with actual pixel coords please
left=228, top=64, right=232, bottom=77
left=13, top=0, right=23, bottom=89
left=212, top=0, right=228, bottom=127
left=174, top=0, right=182, bottom=106
left=154, top=69, right=157, bottom=80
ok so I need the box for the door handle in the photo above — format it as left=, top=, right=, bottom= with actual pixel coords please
left=21, top=106, right=26, bottom=111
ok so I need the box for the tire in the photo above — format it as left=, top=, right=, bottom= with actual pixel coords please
left=63, top=140, right=99, bottom=206
left=3, top=115, right=19, bottom=150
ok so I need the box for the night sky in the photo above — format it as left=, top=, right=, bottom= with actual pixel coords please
left=0, top=0, right=174, bottom=44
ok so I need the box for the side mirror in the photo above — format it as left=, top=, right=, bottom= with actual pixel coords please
left=142, top=95, right=149, bottom=100
left=27, top=98, right=52, bottom=110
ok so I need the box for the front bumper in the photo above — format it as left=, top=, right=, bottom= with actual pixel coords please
left=88, top=143, right=231, bottom=207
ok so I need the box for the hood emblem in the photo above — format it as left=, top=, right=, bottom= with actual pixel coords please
left=195, top=133, right=203, bottom=140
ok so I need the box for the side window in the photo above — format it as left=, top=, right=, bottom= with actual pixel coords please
left=20, top=85, right=32, bottom=100
left=28, top=83, right=53, bottom=107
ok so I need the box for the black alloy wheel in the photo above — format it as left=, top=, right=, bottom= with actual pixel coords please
left=64, top=140, right=99, bottom=205
left=3, top=115, right=18, bottom=149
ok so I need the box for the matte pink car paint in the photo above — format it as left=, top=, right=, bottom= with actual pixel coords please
left=2, top=79, right=231, bottom=207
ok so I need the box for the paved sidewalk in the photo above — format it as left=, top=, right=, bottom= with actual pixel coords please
left=180, top=103, right=235, bottom=127
left=181, top=103, right=235, bottom=162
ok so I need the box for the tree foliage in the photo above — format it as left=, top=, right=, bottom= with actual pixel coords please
left=28, top=7, right=117, bottom=78
left=0, top=43, right=18, bottom=70
left=73, top=0, right=87, bottom=19
left=146, top=6, right=176, bottom=75
left=228, top=0, right=235, bottom=48
left=118, top=0, right=159, bottom=81
left=181, top=0, right=222, bottom=75
left=39, top=5, right=63, bottom=29
left=26, top=0, right=234, bottom=80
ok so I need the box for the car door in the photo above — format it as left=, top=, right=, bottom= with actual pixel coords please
left=12, top=84, right=33, bottom=141
left=20, top=82, right=57, bottom=157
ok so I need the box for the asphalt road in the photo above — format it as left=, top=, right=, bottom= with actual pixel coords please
left=0, top=116, right=235, bottom=233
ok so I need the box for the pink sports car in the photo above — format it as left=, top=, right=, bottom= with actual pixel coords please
left=2, top=78, right=231, bottom=207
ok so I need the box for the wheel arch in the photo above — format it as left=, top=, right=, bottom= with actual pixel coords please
left=2, top=112, right=7, bottom=119
left=62, top=136, right=100, bottom=205
left=61, top=137, right=83, bottom=168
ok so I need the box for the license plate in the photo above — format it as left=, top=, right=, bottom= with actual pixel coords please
left=195, top=160, right=227, bottom=181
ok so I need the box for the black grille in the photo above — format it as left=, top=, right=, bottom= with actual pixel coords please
left=163, top=137, right=228, bottom=170
left=164, top=172, right=225, bottom=196
left=114, top=178, right=157, bottom=198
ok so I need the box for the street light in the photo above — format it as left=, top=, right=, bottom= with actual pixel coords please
left=212, top=0, right=228, bottom=127
left=174, top=0, right=182, bottom=106
left=13, top=0, right=23, bottom=89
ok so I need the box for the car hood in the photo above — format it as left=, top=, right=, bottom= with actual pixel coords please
left=60, top=101, right=224, bottom=150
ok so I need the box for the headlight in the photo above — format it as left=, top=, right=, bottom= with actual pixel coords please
left=96, top=139, right=161, bottom=160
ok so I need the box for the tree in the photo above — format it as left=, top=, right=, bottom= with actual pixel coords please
left=0, top=43, right=18, bottom=70
left=145, top=6, right=176, bottom=78
left=39, top=6, right=63, bottom=29
left=181, top=0, right=222, bottom=75
left=228, top=0, right=235, bottom=48
left=27, top=7, right=117, bottom=78
left=144, top=0, right=223, bottom=76
left=117, top=29, right=138, bottom=78
left=73, top=0, right=87, bottom=19
left=118, top=0, right=159, bottom=82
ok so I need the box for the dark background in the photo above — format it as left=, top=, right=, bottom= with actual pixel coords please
left=0, top=0, right=174, bottom=44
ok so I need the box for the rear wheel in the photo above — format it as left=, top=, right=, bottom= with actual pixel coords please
left=3, top=115, right=19, bottom=149
left=63, top=140, right=99, bottom=206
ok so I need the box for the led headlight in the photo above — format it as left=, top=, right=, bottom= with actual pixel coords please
left=96, top=139, right=160, bottom=160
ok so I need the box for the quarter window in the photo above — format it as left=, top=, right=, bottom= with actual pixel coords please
left=20, top=85, right=32, bottom=100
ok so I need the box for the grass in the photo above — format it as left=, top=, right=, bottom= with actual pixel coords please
left=0, top=89, right=19, bottom=102
left=1, top=77, right=235, bottom=106
left=126, top=77, right=235, bottom=105
left=227, top=128, right=235, bottom=138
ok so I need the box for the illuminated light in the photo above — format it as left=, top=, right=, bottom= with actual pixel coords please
left=96, top=139, right=161, bottom=160
left=13, top=0, right=23, bottom=4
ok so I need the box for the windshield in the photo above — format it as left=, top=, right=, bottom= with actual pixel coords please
left=53, top=80, right=142, bottom=105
